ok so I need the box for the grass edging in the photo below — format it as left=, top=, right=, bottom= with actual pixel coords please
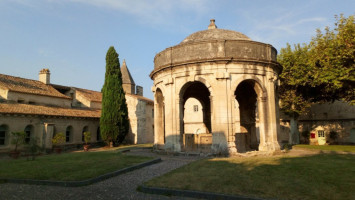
left=1, top=158, right=161, bottom=187
left=138, top=185, right=264, bottom=200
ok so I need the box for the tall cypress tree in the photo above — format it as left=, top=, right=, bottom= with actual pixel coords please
left=100, top=46, right=129, bottom=146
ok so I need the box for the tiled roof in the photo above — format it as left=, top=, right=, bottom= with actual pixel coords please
left=0, top=74, right=70, bottom=99
left=126, top=93, right=154, bottom=104
left=0, top=103, right=100, bottom=118
left=75, top=88, right=102, bottom=102
left=74, top=88, right=153, bottom=105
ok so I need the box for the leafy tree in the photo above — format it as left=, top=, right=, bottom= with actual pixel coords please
left=278, top=14, right=355, bottom=144
left=308, top=14, right=355, bottom=104
left=100, top=46, right=129, bottom=146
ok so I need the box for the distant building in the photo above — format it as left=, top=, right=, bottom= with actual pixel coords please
left=279, top=101, right=355, bottom=146
left=0, top=62, right=153, bottom=152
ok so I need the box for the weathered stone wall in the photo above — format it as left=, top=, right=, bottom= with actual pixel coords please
left=6, top=91, right=72, bottom=107
left=0, top=89, right=8, bottom=100
left=0, top=114, right=99, bottom=152
left=152, top=40, right=279, bottom=77
left=125, top=95, right=154, bottom=144
left=152, top=59, right=281, bottom=153
left=279, top=101, right=355, bottom=145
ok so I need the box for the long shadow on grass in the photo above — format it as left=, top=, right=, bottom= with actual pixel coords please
left=146, top=152, right=355, bottom=200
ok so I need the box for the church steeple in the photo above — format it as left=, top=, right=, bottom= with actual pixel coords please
left=121, top=59, right=136, bottom=94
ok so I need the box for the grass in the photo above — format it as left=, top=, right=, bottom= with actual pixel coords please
left=0, top=150, right=153, bottom=181
left=294, top=144, right=355, bottom=152
left=145, top=153, right=355, bottom=200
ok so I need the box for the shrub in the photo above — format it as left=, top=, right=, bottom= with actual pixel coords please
left=83, top=131, right=91, bottom=145
left=11, top=131, right=25, bottom=152
left=52, top=133, right=65, bottom=146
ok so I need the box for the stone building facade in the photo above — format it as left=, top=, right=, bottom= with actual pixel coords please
left=279, top=101, right=355, bottom=145
left=0, top=62, right=153, bottom=153
left=150, top=20, right=282, bottom=154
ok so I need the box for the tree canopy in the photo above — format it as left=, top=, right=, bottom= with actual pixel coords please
left=100, top=46, right=129, bottom=146
left=278, top=14, right=354, bottom=144
left=278, top=14, right=355, bottom=118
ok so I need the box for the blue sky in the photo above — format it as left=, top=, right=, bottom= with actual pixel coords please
left=0, top=0, right=354, bottom=100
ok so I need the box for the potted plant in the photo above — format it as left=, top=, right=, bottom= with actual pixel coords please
left=52, top=133, right=65, bottom=154
left=83, top=131, right=91, bottom=152
left=9, top=131, right=25, bottom=159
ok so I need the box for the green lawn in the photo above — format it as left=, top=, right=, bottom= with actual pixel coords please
left=294, top=144, right=355, bottom=152
left=145, top=153, right=355, bottom=200
left=0, top=150, right=152, bottom=181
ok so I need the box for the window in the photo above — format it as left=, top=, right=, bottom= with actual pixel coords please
left=152, top=109, right=154, bottom=118
left=24, top=125, right=33, bottom=144
left=17, top=99, right=25, bottom=103
left=193, top=105, right=198, bottom=112
left=318, top=130, right=325, bottom=137
left=28, top=101, right=35, bottom=105
left=0, top=125, right=7, bottom=145
left=66, top=126, right=72, bottom=143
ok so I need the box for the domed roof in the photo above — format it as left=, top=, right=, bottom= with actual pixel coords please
left=180, top=19, right=250, bottom=44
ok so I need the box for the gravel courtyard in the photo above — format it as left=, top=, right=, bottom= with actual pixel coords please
left=0, top=149, right=199, bottom=200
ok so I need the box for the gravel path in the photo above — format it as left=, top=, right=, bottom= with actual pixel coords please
left=0, top=149, right=200, bottom=200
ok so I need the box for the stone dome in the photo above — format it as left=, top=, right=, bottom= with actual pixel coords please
left=151, top=19, right=280, bottom=78
left=181, top=29, right=250, bottom=44
left=180, top=19, right=250, bottom=44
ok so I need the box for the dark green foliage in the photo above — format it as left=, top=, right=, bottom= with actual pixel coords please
left=278, top=14, right=355, bottom=144
left=278, top=14, right=355, bottom=117
left=100, top=46, right=129, bottom=145
left=308, top=14, right=355, bottom=104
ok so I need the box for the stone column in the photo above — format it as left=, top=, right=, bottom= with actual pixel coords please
left=258, top=96, right=268, bottom=151
left=43, top=123, right=54, bottom=150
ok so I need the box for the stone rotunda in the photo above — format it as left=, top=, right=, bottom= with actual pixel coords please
left=150, top=19, right=282, bottom=154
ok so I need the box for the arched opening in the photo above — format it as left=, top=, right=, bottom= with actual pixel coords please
left=82, top=126, right=88, bottom=142
left=97, top=127, right=101, bottom=141
left=155, top=88, right=165, bottom=145
left=24, top=125, right=34, bottom=144
left=183, top=98, right=206, bottom=134
left=235, top=80, right=259, bottom=152
left=66, top=126, right=73, bottom=143
left=180, top=81, right=211, bottom=151
left=0, top=125, right=9, bottom=146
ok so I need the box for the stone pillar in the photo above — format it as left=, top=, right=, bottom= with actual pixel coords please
left=43, top=123, right=54, bottom=150
left=258, top=96, right=268, bottom=151
left=211, top=72, right=229, bottom=154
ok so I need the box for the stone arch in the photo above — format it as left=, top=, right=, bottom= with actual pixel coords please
left=178, top=81, right=212, bottom=151
left=24, top=125, right=34, bottom=144
left=176, top=76, right=213, bottom=97
left=155, top=87, right=165, bottom=146
left=233, top=79, right=267, bottom=152
left=0, top=124, right=9, bottom=146
left=231, top=75, right=267, bottom=98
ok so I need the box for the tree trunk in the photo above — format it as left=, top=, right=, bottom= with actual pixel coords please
left=289, top=117, right=300, bottom=144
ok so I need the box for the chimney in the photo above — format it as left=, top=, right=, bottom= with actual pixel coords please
left=39, top=68, right=50, bottom=84
left=136, top=85, right=143, bottom=96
